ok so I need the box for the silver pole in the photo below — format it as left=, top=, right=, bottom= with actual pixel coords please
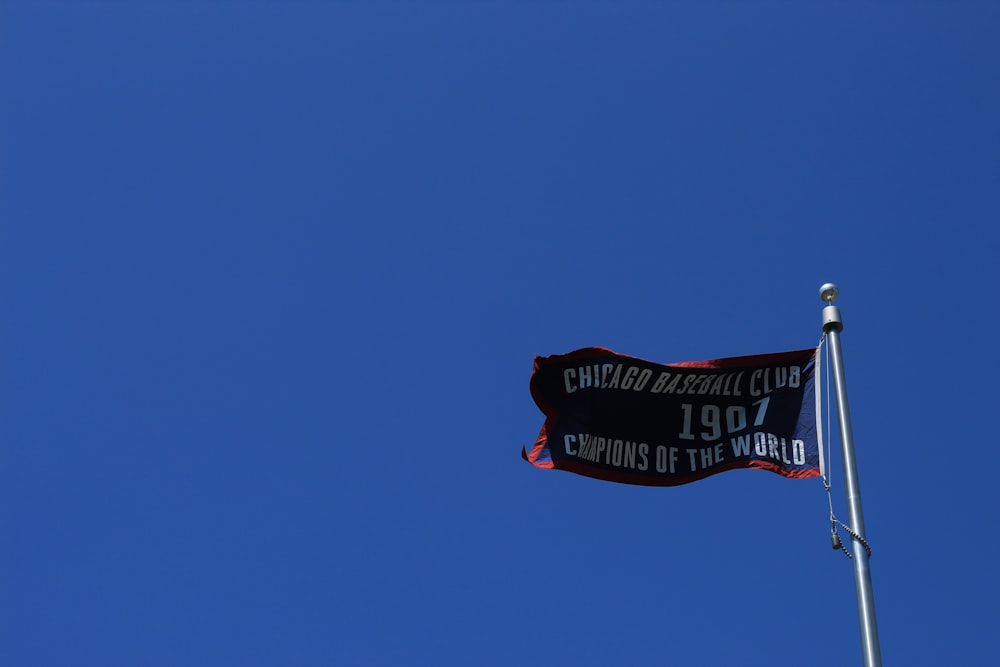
left=820, top=283, right=882, bottom=667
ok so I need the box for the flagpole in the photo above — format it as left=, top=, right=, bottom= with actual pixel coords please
left=820, top=283, right=882, bottom=667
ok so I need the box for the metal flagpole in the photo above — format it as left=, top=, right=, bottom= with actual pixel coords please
left=819, top=283, right=882, bottom=667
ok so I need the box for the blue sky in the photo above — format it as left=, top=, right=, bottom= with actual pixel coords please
left=2, top=2, right=998, bottom=665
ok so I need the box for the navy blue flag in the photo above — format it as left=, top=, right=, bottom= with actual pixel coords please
left=523, top=346, right=822, bottom=486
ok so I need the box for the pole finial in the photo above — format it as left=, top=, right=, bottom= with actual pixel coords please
left=820, top=283, right=839, bottom=303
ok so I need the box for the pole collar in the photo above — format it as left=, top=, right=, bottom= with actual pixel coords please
left=823, top=305, right=843, bottom=332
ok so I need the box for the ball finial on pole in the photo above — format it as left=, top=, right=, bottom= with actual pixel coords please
left=820, top=283, right=839, bottom=303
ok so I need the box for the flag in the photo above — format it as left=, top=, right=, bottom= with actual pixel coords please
left=523, top=346, right=821, bottom=486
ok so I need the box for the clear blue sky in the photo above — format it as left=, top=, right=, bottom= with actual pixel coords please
left=2, top=2, right=998, bottom=665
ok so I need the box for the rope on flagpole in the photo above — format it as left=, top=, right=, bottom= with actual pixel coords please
left=832, top=515, right=873, bottom=560
left=819, top=333, right=872, bottom=561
